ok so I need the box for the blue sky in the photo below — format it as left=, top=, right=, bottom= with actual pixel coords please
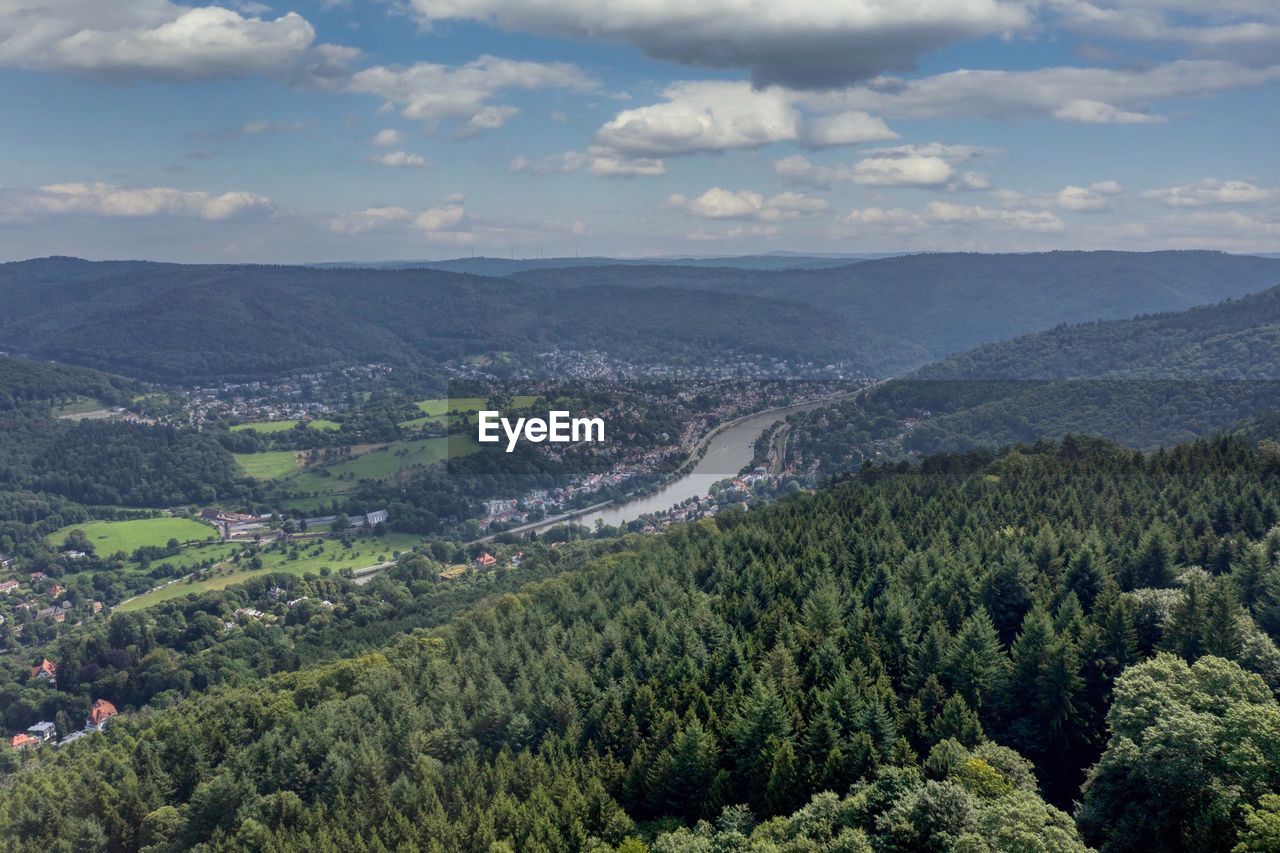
left=0, top=0, right=1277, bottom=262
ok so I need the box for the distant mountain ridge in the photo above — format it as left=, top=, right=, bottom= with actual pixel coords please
left=869, top=282, right=1280, bottom=451
left=2, top=251, right=1278, bottom=384
left=512, top=250, right=1280, bottom=370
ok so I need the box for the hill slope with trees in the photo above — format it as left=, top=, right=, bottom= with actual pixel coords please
left=2, top=435, right=1280, bottom=850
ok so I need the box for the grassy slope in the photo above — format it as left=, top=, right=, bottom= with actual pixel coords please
left=117, top=533, right=420, bottom=611
left=49, top=517, right=218, bottom=554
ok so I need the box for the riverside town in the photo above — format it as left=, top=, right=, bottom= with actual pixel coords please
left=476, top=409, right=605, bottom=452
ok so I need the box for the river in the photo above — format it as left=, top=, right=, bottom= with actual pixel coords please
left=567, top=399, right=836, bottom=530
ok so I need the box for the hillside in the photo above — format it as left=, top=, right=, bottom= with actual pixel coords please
left=917, top=284, right=1280, bottom=381
left=4, top=252, right=1278, bottom=384
left=860, top=285, right=1280, bottom=452
left=0, top=259, right=865, bottom=383
left=514, top=251, right=1280, bottom=372
left=2, top=437, right=1279, bottom=850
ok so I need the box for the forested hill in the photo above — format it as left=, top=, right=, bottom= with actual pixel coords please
left=3, top=436, right=1280, bottom=850
left=0, top=259, right=865, bottom=383
left=0, top=355, right=138, bottom=410
left=512, top=250, right=1280, bottom=371
left=4, top=251, right=1279, bottom=384
left=915, top=283, right=1280, bottom=381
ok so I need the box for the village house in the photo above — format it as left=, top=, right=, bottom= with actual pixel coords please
left=26, top=721, right=56, bottom=742
left=510, top=551, right=524, bottom=567
left=0, top=579, right=19, bottom=594
left=8, top=733, right=40, bottom=750
left=473, top=552, right=497, bottom=571
left=30, top=659, right=57, bottom=686
left=85, top=699, right=118, bottom=732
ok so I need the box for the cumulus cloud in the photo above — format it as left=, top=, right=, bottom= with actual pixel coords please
left=329, top=200, right=473, bottom=243
left=668, top=188, right=827, bottom=222
left=370, top=151, right=429, bottom=168
left=372, top=128, right=404, bottom=147
left=1056, top=180, right=1123, bottom=211
left=776, top=143, right=993, bottom=190
left=406, top=0, right=1029, bottom=89
left=0, top=0, right=346, bottom=81
left=850, top=155, right=954, bottom=187
left=1045, top=0, right=1280, bottom=65
left=1142, top=178, right=1276, bottom=207
left=802, top=111, right=899, bottom=148
left=594, top=82, right=800, bottom=157
left=808, top=60, right=1280, bottom=124
left=348, top=55, right=596, bottom=134
left=3, top=181, right=272, bottom=220
left=592, top=81, right=901, bottom=163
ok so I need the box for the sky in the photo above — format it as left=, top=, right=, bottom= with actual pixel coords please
left=0, top=0, right=1277, bottom=262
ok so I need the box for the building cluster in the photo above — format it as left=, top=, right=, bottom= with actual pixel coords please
left=0, top=575, right=104, bottom=632
left=201, top=508, right=389, bottom=541
left=161, top=363, right=393, bottom=429
left=8, top=661, right=119, bottom=751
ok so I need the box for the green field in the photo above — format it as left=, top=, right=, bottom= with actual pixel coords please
left=234, top=450, right=301, bottom=479
left=274, top=436, right=479, bottom=498
left=231, top=418, right=342, bottom=434
left=117, top=533, right=421, bottom=611
left=51, top=395, right=108, bottom=417
left=50, top=517, right=219, bottom=555
left=412, top=395, right=537, bottom=417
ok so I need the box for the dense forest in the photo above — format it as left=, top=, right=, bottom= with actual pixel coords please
left=0, top=259, right=864, bottom=384
left=3, top=252, right=1278, bottom=384
left=4, top=434, right=1280, bottom=850
left=784, top=285, right=1280, bottom=459
left=513, top=251, right=1280, bottom=371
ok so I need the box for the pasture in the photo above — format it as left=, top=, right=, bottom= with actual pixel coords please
left=234, top=450, right=302, bottom=479
left=50, top=517, right=218, bottom=556
left=117, top=533, right=420, bottom=611
left=231, top=418, right=342, bottom=434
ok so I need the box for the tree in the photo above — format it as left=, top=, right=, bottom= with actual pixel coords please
left=1078, top=654, right=1280, bottom=852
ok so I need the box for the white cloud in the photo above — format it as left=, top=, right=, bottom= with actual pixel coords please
left=508, top=149, right=666, bottom=177
left=1046, top=0, right=1280, bottom=64
left=594, top=81, right=800, bottom=157
left=1051, top=99, right=1165, bottom=124
left=669, top=187, right=827, bottom=222
left=851, top=155, right=954, bottom=187
left=348, top=55, right=596, bottom=134
left=775, top=143, right=994, bottom=190
left=327, top=206, right=414, bottom=234
left=406, top=0, right=1029, bottom=89
left=372, top=128, right=404, bottom=147
left=0, top=0, right=339, bottom=80
left=371, top=150, right=429, bottom=168
left=587, top=153, right=667, bottom=177
left=1142, top=178, right=1277, bottom=207
left=687, top=224, right=782, bottom=242
left=593, top=81, right=903, bottom=162
left=809, top=60, right=1280, bottom=124
left=1056, top=180, right=1123, bottom=211
left=4, top=181, right=272, bottom=220
left=802, top=111, right=898, bottom=148
left=924, top=201, right=1065, bottom=231
left=329, top=200, right=473, bottom=243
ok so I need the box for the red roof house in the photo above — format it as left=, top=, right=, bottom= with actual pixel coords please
left=30, top=658, right=57, bottom=684
left=8, top=733, right=39, bottom=749
left=85, top=699, right=118, bottom=731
